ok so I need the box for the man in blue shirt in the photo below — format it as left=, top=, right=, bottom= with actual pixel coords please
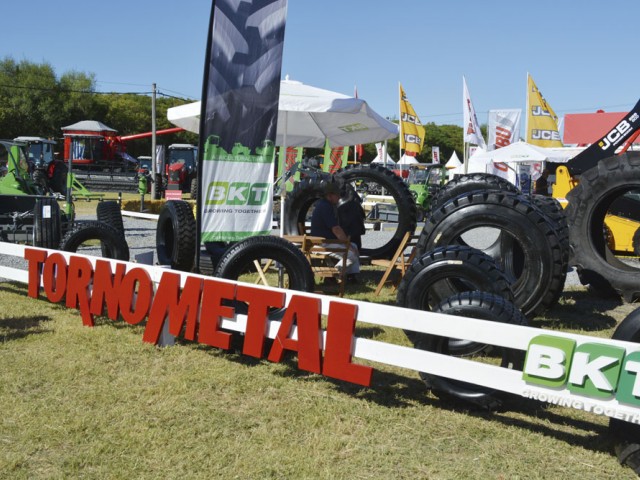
left=310, top=182, right=360, bottom=281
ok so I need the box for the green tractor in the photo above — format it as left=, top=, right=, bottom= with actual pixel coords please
left=0, top=139, right=68, bottom=247
left=406, top=163, right=447, bottom=220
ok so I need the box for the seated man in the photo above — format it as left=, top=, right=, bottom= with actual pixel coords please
left=310, top=182, right=360, bottom=281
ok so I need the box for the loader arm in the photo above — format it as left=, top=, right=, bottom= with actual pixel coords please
left=566, top=98, right=640, bottom=175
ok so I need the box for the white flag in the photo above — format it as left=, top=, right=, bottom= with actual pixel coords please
left=463, top=77, right=486, bottom=148
left=487, top=109, right=522, bottom=151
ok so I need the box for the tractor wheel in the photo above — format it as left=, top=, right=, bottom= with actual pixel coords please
left=336, top=164, right=417, bottom=259
left=33, top=197, right=61, bottom=249
left=397, top=245, right=515, bottom=355
left=282, top=174, right=345, bottom=234
left=190, top=177, right=198, bottom=200
left=59, top=221, right=129, bottom=261
left=96, top=201, right=125, bottom=239
left=213, top=235, right=315, bottom=319
left=608, top=306, right=640, bottom=475
left=431, top=173, right=519, bottom=214
left=156, top=200, right=196, bottom=271
left=633, top=227, right=640, bottom=256
left=49, top=161, right=68, bottom=195
left=412, top=291, right=527, bottom=410
left=530, top=194, right=570, bottom=267
left=566, top=153, right=640, bottom=301
left=417, top=191, right=566, bottom=318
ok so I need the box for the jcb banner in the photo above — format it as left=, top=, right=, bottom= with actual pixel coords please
left=526, top=74, right=563, bottom=147
left=198, top=0, right=288, bottom=242
left=488, top=109, right=522, bottom=151
left=399, top=84, right=425, bottom=155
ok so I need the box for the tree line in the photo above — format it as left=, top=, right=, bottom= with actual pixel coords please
left=0, top=57, right=464, bottom=163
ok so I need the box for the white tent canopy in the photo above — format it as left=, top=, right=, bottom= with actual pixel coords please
left=167, top=78, right=399, bottom=148
left=445, top=151, right=462, bottom=169
left=397, top=154, right=420, bottom=165
left=469, top=141, right=571, bottom=165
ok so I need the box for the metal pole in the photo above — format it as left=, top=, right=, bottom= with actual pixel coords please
left=151, top=83, right=157, bottom=199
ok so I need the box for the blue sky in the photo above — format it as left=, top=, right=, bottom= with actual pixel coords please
left=3, top=0, right=639, bottom=127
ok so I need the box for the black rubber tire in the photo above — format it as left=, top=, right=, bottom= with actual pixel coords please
left=566, top=153, right=640, bottom=301
left=397, top=245, right=514, bottom=310
left=49, top=162, right=68, bottom=195
left=431, top=173, right=519, bottom=215
left=413, top=291, right=528, bottom=410
left=213, top=235, right=315, bottom=318
left=33, top=197, right=61, bottom=249
left=634, top=227, right=640, bottom=256
left=397, top=245, right=514, bottom=355
left=609, top=307, right=640, bottom=475
left=189, top=177, right=198, bottom=200
left=156, top=200, right=196, bottom=272
left=530, top=194, right=570, bottom=266
left=417, top=191, right=566, bottom=318
left=282, top=174, right=344, bottom=233
left=96, top=201, right=125, bottom=238
left=335, top=164, right=418, bottom=259
left=59, top=221, right=130, bottom=261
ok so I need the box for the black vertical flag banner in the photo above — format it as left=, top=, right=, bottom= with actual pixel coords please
left=197, top=0, right=288, bottom=243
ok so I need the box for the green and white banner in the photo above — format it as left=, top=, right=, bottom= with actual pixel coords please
left=198, top=0, right=288, bottom=242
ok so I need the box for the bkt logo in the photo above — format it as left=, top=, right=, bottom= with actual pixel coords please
left=523, top=334, right=640, bottom=406
left=206, top=181, right=270, bottom=206
left=599, top=119, right=633, bottom=151
left=531, top=130, right=561, bottom=141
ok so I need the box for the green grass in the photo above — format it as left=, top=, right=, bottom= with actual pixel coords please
left=0, top=275, right=638, bottom=479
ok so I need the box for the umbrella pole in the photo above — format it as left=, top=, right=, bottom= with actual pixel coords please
left=279, top=113, right=288, bottom=237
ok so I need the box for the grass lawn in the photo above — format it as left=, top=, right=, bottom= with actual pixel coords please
left=0, top=261, right=638, bottom=478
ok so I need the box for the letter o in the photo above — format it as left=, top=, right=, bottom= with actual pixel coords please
left=119, top=268, right=154, bottom=325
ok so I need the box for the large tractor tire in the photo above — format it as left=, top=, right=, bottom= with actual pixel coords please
left=633, top=227, right=640, bottom=256
left=565, top=153, right=640, bottom=301
left=397, top=245, right=514, bottom=312
left=397, top=245, right=515, bottom=357
left=33, top=197, right=61, bottom=249
left=156, top=200, right=197, bottom=271
left=282, top=174, right=335, bottom=234
left=190, top=177, right=198, bottom=200
left=96, top=201, right=125, bottom=239
left=417, top=191, right=566, bottom=318
left=431, top=173, right=519, bottom=214
left=213, top=235, right=315, bottom=319
left=412, top=291, right=528, bottom=410
left=335, top=164, right=417, bottom=259
left=59, top=221, right=130, bottom=261
left=608, top=307, right=640, bottom=475
left=530, top=194, right=570, bottom=265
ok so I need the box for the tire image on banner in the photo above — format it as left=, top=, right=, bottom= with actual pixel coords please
left=198, top=0, right=288, bottom=244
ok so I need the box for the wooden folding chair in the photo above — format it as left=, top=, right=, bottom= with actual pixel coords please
left=307, top=237, right=351, bottom=297
left=283, top=234, right=351, bottom=297
left=371, top=231, right=420, bottom=296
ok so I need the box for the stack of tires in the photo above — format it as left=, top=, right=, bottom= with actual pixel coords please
left=397, top=173, right=570, bottom=409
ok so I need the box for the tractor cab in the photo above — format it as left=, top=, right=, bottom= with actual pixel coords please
left=407, top=163, right=447, bottom=212
left=14, top=136, right=57, bottom=170
left=0, top=140, right=39, bottom=195
left=166, top=144, right=198, bottom=198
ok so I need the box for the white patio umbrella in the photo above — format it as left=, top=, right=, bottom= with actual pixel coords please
left=167, top=78, right=398, bottom=146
